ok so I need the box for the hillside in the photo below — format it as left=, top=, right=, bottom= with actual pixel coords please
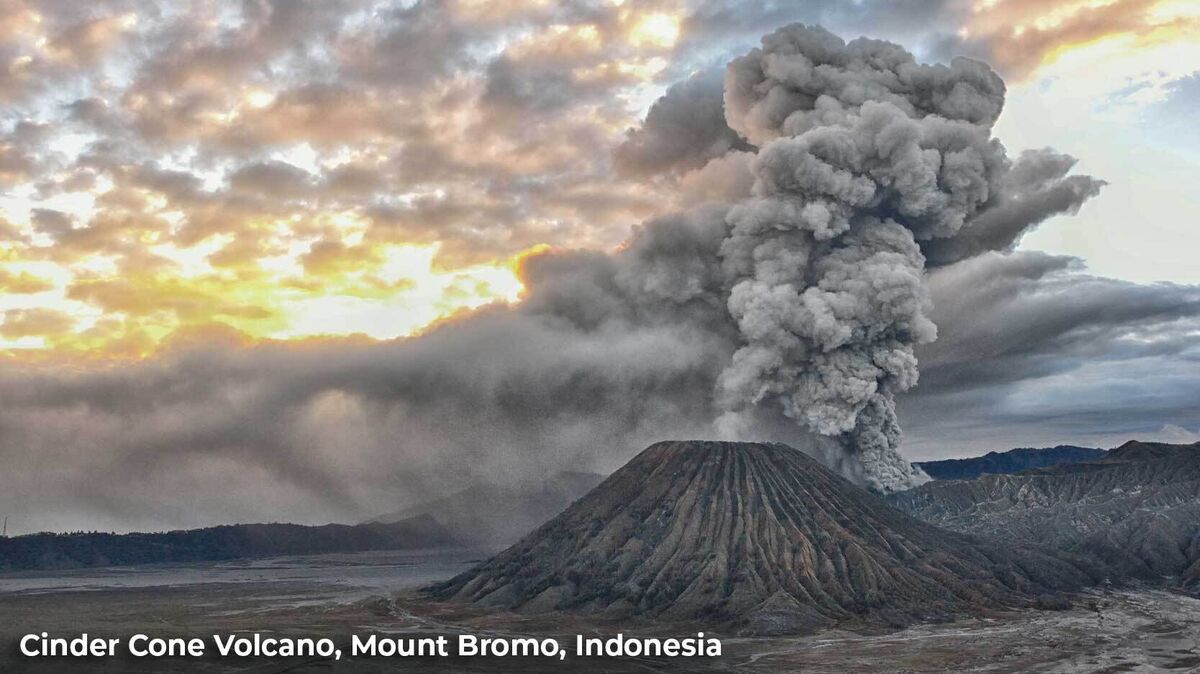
left=915, top=445, right=1106, bottom=480
left=429, top=441, right=1103, bottom=634
left=371, top=471, right=605, bottom=548
left=891, top=441, right=1200, bottom=586
left=0, top=515, right=458, bottom=572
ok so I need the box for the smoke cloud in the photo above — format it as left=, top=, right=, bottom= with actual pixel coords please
left=696, top=24, right=1098, bottom=490
left=614, top=68, right=752, bottom=179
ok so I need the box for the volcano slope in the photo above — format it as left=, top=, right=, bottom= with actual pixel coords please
left=428, top=441, right=1102, bottom=634
left=890, top=441, right=1200, bottom=588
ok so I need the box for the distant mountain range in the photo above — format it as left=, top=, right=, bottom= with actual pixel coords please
left=915, top=445, right=1106, bottom=480
left=0, top=515, right=457, bottom=572
left=0, top=470, right=608, bottom=573
left=370, top=471, right=605, bottom=548
left=891, top=441, right=1200, bottom=588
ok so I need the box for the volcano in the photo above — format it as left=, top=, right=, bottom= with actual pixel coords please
left=428, top=441, right=1102, bottom=633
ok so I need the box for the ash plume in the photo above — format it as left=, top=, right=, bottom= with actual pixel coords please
left=672, top=24, right=1098, bottom=491
left=522, top=20, right=1105, bottom=493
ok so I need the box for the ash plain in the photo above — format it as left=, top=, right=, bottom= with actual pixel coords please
left=2, top=550, right=1198, bottom=673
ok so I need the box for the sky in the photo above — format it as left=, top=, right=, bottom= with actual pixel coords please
left=0, top=0, right=1197, bottom=533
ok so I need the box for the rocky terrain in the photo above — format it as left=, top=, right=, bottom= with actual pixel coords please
left=429, top=441, right=1103, bottom=634
left=0, top=516, right=458, bottom=571
left=4, top=549, right=1198, bottom=673
left=915, top=445, right=1105, bottom=480
left=370, top=471, right=605, bottom=548
left=891, top=440, right=1200, bottom=587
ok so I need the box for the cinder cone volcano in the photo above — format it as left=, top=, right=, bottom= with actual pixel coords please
left=430, top=441, right=1102, bottom=633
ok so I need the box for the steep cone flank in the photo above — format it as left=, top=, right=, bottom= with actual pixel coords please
left=429, top=441, right=1101, bottom=633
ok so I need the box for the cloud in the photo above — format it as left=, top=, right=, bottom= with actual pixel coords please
left=684, top=23, right=1100, bottom=490
left=0, top=308, right=75, bottom=339
left=30, top=208, right=75, bottom=238
left=918, top=250, right=1200, bottom=390
left=724, top=23, right=1005, bottom=145
left=899, top=250, right=1200, bottom=456
left=1159, top=70, right=1200, bottom=112
left=614, top=67, right=751, bottom=178
left=677, top=150, right=756, bottom=204
left=0, top=268, right=54, bottom=294
left=338, top=0, right=474, bottom=89
left=1137, top=424, right=1200, bottom=444
left=931, top=0, right=1200, bottom=80
left=228, top=160, right=316, bottom=198
left=45, top=13, right=136, bottom=67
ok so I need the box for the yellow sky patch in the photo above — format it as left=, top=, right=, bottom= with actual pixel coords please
left=628, top=12, right=681, bottom=49
left=0, top=235, right=538, bottom=360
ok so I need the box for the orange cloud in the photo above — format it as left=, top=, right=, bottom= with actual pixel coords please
left=0, top=308, right=74, bottom=339
left=965, top=0, right=1200, bottom=78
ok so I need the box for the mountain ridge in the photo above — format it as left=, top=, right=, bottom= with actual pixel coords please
left=915, top=445, right=1106, bottom=480
left=890, top=440, right=1200, bottom=586
left=0, top=516, right=458, bottom=572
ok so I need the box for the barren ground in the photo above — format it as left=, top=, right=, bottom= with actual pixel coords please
left=1, top=552, right=1198, bottom=673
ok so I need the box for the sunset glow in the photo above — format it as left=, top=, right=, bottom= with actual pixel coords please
left=0, top=0, right=1197, bottom=364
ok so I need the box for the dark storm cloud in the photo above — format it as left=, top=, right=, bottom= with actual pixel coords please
left=899, top=251, right=1200, bottom=456
left=918, top=251, right=1200, bottom=392
left=660, top=23, right=1106, bottom=491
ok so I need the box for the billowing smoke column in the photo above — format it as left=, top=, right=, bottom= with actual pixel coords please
left=651, top=24, right=1103, bottom=491
left=709, top=26, right=1006, bottom=490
